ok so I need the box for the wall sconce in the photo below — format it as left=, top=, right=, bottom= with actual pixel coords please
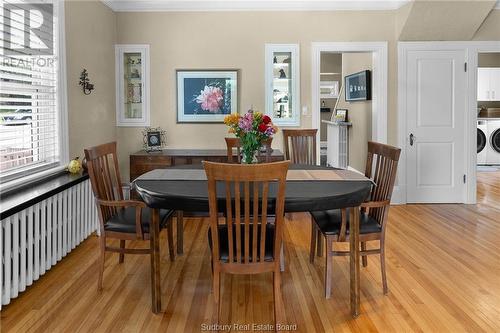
left=79, top=69, right=94, bottom=95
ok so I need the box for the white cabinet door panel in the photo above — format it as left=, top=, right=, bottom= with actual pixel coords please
left=477, top=68, right=491, bottom=101
left=490, top=68, right=500, bottom=101
left=406, top=50, right=466, bottom=203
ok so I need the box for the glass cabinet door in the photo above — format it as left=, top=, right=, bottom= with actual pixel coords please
left=115, top=45, right=150, bottom=127
left=265, top=44, right=300, bottom=127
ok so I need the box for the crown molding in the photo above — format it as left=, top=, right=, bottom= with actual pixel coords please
left=101, top=0, right=411, bottom=12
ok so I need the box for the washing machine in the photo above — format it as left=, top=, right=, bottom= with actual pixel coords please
left=477, top=120, right=487, bottom=165
left=487, top=120, right=500, bottom=165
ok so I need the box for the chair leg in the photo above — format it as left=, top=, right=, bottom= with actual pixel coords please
left=324, top=236, right=333, bottom=298
left=213, top=267, right=221, bottom=325
left=280, top=243, right=285, bottom=272
left=273, top=270, right=285, bottom=327
left=316, top=230, right=323, bottom=257
left=361, top=242, right=368, bottom=267
left=97, top=236, right=106, bottom=292
left=380, top=239, right=388, bottom=295
left=118, top=240, right=125, bottom=264
left=309, top=222, right=317, bottom=263
left=176, top=211, right=184, bottom=255
left=167, top=221, right=175, bottom=262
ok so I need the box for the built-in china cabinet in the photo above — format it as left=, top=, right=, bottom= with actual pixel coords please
left=265, top=44, right=300, bottom=127
left=115, top=44, right=150, bottom=127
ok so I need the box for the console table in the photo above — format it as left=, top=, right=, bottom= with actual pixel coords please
left=130, top=148, right=284, bottom=181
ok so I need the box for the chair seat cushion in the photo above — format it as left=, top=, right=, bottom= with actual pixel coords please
left=104, top=207, right=174, bottom=234
left=208, top=223, right=275, bottom=262
left=311, top=209, right=382, bottom=236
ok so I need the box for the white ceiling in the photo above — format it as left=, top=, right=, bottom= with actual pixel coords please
left=101, top=0, right=414, bottom=12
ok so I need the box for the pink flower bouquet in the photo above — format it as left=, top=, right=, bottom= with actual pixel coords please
left=224, top=110, right=278, bottom=164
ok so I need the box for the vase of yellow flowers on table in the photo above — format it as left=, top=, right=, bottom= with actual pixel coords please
left=224, top=110, right=278, bottom=164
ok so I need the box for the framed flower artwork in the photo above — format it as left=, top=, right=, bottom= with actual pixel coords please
left=176, top=69, right=239, bottom=123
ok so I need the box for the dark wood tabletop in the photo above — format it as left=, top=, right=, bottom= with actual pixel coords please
left=133, top=164, right=372, bottom=213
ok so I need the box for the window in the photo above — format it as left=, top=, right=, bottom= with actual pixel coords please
left=0, top=0, right=66, bottom=184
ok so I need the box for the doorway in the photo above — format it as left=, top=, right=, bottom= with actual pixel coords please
left=476, top=52, right=500, bottom=205
left=317, top=52, right=373, bottom=172
left=311, top=42, right=388, bottom=166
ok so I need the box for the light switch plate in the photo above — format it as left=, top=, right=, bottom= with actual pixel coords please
left=302, top=105, right=308, bottom=115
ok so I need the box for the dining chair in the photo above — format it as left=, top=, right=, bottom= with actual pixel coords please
left=84, top=142, right=176, bottom=291
left=225, top=137, right=273, bottom=163
left=309, top=141, right=401, bottom=298
left=282, top=129, right=318, bottom=165
left=204, top=161, right=290, bottom=325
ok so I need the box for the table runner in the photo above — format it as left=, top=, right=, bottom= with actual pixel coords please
left=134, top=168, right=371, bottom=183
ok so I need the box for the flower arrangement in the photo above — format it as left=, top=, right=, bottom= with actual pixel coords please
left=224, top=110, right=278, bottom=164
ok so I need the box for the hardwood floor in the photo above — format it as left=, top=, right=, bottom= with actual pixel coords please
left=2, top=172, right=500, bottom=332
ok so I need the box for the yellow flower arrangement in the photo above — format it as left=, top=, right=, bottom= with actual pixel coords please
left=223, top=113, right=239, bottom=127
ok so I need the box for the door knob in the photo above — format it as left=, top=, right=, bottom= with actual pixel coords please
left=409, top=133, right=415, bottom=146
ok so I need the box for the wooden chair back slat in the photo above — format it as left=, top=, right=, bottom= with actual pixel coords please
left=204, top=161, right=289, bottom=266
left=225, top=138, right=273, bottom=163
left=260, top=182, right=269, bottom=263
left=282, top=129, right=317, bottom=165
left=363, top=141, right=401, bottom=226
left=84, top=142, right=138, bottom=233
left=252, top=182, right=259, bottom=262
left=225, top=182, right=234, bottom=263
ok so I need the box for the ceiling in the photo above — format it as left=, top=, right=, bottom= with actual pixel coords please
left=101, top=0, right=414, bottom=12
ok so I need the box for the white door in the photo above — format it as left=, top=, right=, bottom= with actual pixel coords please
left=490, top=68, right=500, bottom=101
left=406, top=49, right=467, bottom=203
left=477, top=68, right=491, bottom=101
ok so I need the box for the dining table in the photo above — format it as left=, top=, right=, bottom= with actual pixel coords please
left=133, top=164, right=372, bottom=318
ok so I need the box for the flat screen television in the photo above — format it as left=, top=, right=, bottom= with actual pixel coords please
left=345, top=70, right=371, bottom=101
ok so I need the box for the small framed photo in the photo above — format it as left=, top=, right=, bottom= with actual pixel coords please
left=143, top=127, right=166, bottom=151
left=176, top=69, right=239, bottom=123
left=333, top=109, right=348, bottom=123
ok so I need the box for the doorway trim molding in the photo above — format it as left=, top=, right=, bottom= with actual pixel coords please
left=311, top=42, right=388, bottom=165
left=398, top=41, right=500, bottom=205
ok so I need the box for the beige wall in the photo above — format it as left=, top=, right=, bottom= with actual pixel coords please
left=63, top=3, right=500, bottom=181
left=65, top=1, right=117, bottom=159
left=478, top=53, right=500, bottom=67
left=336, top=53, right=372, bottom=172
left=114, top=11, right=397, bottom=179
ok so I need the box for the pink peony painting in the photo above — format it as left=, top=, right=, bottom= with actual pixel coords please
left=177, top=70, right=238, bottom=123
left=195, top=86, right=224, bottom=113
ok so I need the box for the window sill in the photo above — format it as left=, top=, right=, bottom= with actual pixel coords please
left=0, top=165, right=68, bottom=194
left=0, top=171, right=89, bottom=220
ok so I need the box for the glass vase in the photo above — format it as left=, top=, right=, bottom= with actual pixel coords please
left=242, top=150, right=259, bottom=164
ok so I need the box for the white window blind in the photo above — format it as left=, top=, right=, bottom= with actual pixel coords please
left=0, top=0, right=62, bottom=183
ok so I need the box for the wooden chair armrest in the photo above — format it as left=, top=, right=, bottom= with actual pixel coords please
left=360, top=200, right=390, bottom=208
left=96, top=199, right=146, bottom=208
left=96, top=199, right=147, bottom=239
